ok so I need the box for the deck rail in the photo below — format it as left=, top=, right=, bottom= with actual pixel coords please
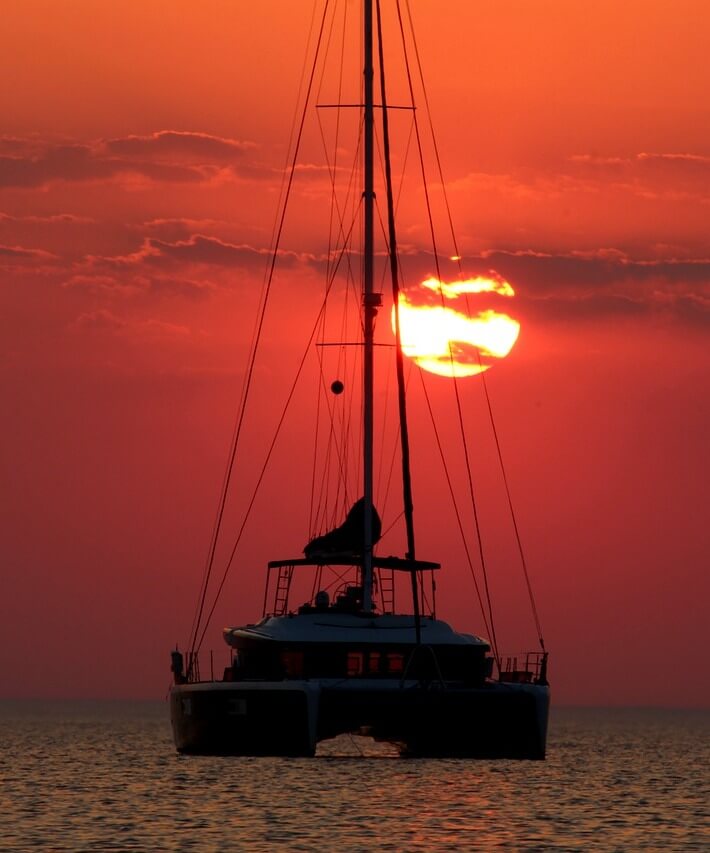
left=498, top=651, right=548, bottom=685
left=173, top=649, right=233, bottom=685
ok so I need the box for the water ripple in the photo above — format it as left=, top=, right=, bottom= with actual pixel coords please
left=0, top=703, right=708, bottom=851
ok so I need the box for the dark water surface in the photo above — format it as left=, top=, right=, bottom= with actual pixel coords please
left=1, top=702, right=708, bottom=851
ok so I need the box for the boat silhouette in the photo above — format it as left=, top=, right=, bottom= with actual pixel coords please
left=170, top=0, right=549, bottom=759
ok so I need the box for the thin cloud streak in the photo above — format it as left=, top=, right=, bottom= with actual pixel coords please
left=0, top=132, right=260, bottom=189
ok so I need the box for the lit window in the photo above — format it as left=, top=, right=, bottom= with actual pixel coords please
left=281, top=651, right=304, bottom=677
left=346, top=652, right=364, bottom=676
left=387, top=653, right=404, bottom=674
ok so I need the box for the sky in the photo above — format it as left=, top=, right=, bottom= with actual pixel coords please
left=1, top=0, right=708, bottom=708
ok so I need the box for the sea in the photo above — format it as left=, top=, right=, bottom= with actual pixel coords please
left=1, top=702, right=707, bottom=852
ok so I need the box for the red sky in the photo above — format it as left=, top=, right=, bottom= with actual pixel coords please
left=1, top=1, right=708, bottom=707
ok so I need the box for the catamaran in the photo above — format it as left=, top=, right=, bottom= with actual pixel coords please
left=170, top=0, right=549, bottom=759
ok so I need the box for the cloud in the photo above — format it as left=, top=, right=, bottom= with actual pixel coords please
left=477, top=250, right=710, bottom=323
left=66, top=233, right=297, bottom=305
left=0, top=136, right=42, bottom=155
left=76, top=237, right=709, bottom=323
left=70, top=308, right=192, bottom=340
left=447, top=151, right=710, bottom=216
left=145, top=235, right=279, bottom=267
left=0, top=243, right=57, bottom=260
left=0, top=144, right=205, bottom=188
left=0, top=131, right=258, bottom=189
left=397, top=247, right=710, bottom=325
left=135, top=217, right=224, bottom=238
left=571, top=152, right=710, bottom=170
left=63, top=272, right=216, bottom=300
left=0, top=212, right=95, bottom=224
left=87, top=234, right=311, bottom=272
left=103, top=131, right=254, bottom=161
left=71, top=308, right=126, bottom=332
left=567, top=151, right=710, bottom=197
left=479, top=249, right=710, bottom=288
left=147, top=276, right=217, bottom=298
left=129, top=318, right=193, bottom=340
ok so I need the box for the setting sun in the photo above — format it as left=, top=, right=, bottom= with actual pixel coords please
left=395, top=276, right=521, bottom=377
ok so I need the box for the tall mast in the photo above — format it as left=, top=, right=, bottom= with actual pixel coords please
left=362, top=0, right=377, bottom=612
left=374, top=0, right=421, bottom=641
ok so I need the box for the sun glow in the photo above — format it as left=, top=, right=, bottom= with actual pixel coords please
left=394, top=276, right=521, bottom=377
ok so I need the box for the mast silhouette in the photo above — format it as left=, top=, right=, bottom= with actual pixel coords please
left=375, top=0, right=421, bottom=642
left=361, top=0, right=377, bottom=612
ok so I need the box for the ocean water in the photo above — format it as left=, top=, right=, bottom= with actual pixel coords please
left=1, top=702, right=707, bottom=852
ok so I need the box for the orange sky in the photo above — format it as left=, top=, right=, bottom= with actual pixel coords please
left=1, top=1, right=708, bottom=707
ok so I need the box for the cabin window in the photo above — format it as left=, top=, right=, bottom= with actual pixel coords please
left=367, top=652, right=381, bottom=674
left=281, top=651, right=304, bottom=677
left=346, top=652, right=364, bottom=676
left=387, top=653, right=404, bottom=674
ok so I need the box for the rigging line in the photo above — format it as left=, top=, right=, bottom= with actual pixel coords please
left=336, top=354, right=353, bottom=520
left=396, top=0, right=501, bottom=658
left=403, top=0, right=460, bottom=259
left=315, top=0, right=339, bottom=102
left=196, top=301, right=330, bottom=651
left=311, top=119, right=364, bottom=530
left=380, top=358, right=411, bottom=535
left=380, top=509, right=404, bottom=540
left=313, top=8, right=366, bottom=302
left=315, top=113, right=365, bottom=315
left=310, top=162, right=358, bottom=533
left=376, top=104, right=417, bottom=235
left=374, top=123, right=415, bottom=525
left=417, top=369, right=498, bottom=657
left=314, top=343, right=357, bottom=521
left=375, top=325, right=393, bottom=502
left=377, top=0, right=417, bottom=582
left=308, top=309, right=327, bottom=537
left=315, top=425, right=335, bottom=533
left=189, top=0, right=332, bottom=660
left=195, top=211, right=360, bottom=653
left=379, top=31, right=429, bottom=619
left=312, top=297, right=356, bottom=532
left=335, top=235, right=358, bottom=520
left=315, top=206, right=364, bottom=529
left=343, top=290, right=361, bottom=513
left=404, top=0, right=505, bottom=644
left=313, top=331, right=355, bottom=533
left=189, top=0, right=323, bottom=656
left=479, top=363, right=546, bottom=651
left=266, top=0, right=323, bottom=271
left=318, top=0, right=347, bottom=284
left=196, top=305, right=334, bottom=651
left=452, top=383, right=501, bottom=658
left=404, top=0, right=543, bottom=650
left=185, top=27, right=324, bottom=651
left=370, top=197, right=396, bottom=515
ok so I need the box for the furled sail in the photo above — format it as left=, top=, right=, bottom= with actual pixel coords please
left=304, top=498, right=382, bottom=558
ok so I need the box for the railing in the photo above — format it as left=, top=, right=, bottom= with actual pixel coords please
left=172, top=649, right=234, bottom=685
left=498, top=651, right=548, bottom=685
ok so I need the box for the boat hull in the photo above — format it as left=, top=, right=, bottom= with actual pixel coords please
left=170, top=682, right=320, bottom=757
left=170, top=679, right=549, bottom=759
left=321, top=681, right=549, bottom=759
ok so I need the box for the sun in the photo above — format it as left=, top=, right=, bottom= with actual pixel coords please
left=393, top=275, right=520, bottom=377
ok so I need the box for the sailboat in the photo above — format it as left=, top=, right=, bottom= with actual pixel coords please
left=170, top=0, right=549, bottom=759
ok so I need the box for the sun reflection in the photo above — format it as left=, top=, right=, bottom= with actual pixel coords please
left=394, top=275, right=520, bottom=377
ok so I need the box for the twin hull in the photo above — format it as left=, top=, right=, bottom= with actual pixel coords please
left=170, top=679, right=550, bottom=759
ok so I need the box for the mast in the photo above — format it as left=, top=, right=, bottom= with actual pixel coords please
left=374, top=0, right=421, bottom=642
left=362, top=0, right=377, bottom=612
